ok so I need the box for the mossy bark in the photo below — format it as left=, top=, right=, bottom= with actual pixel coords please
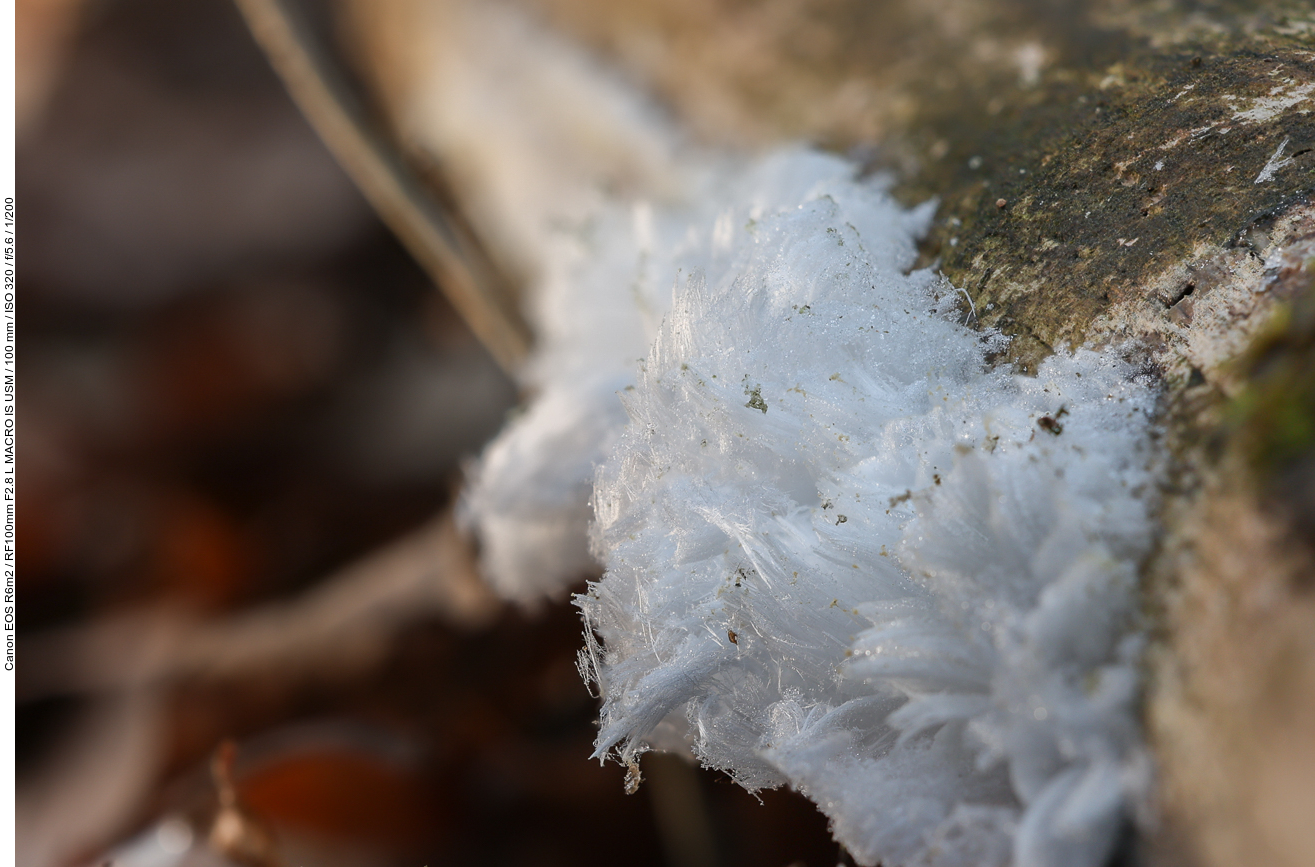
left=507, top=4, right=1315, bottom=865
left=525, top=0, right=1314, bottom=369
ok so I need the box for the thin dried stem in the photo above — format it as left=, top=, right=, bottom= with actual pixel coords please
left=233, top=0, right=532, bottom=373
left=21, top=510, right=499, bottom=700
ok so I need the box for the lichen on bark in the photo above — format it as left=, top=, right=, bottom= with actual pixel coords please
left=526, top=0, right=1315, bottom=370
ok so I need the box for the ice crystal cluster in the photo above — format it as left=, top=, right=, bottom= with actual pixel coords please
left=461, top=159, right=707, bottom=601
left=468, top=148, right=1158, bottom=865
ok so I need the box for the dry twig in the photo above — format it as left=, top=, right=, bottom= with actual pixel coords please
left=232, top=0, right=532, bottom=373
left=21, top=510, right=499, bottom=700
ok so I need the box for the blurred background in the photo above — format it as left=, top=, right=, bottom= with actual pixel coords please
left=14, top=0, right=840, bottom=865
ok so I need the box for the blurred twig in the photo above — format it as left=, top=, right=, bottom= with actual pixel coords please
left=16, top=691, right=165, bottom=867
left=22, top=510, right=499, bottom=700
left=210, top=740, right=284, bottom=867
left=15, top=0, right=88, bottom=135
left=644, top=753, right=722, bottom=867
left=232, top=0, right=532, bottom=374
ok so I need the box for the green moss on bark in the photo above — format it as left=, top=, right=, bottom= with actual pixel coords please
left=1227, top=271, right=1315, bottom=546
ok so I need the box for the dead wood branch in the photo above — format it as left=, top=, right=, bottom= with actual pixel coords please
left=232, top=0, right=532, bottom=373
left=21, top=510, right=500, bottom=700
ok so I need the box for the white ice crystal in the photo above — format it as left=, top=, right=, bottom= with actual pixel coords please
left=566, top=153, right=1160, bottom=867
left=442, top=0, right=703, bottom=602
left=460, top=183, right=708, bottom=601
left=439, top=7, right=1161, bottom=861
